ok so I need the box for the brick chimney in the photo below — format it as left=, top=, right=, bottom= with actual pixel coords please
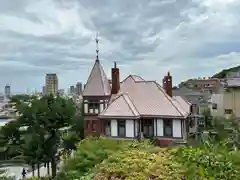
left=111, top=62, right=120, bottom=94
left=162, top=72, right=172, bottom=97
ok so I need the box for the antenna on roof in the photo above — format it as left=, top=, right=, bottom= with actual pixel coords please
left=95, top=33, right=99, bottom=61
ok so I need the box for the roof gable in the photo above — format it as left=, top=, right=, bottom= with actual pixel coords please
left=83, top=60, right=111, bottom=96
left=99, top=93, right=140, bottom=118
left=121, top=75, right=145, bottom=84
left=102, top=80, right=188, bottom=118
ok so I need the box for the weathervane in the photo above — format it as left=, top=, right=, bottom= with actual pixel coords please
left=95, top=33, right=99, bottom=60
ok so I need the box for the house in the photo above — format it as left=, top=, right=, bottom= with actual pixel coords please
left=82, top=60, right=195, bottom=145
left=82, top=59, right=194, bottom=146
left=209, top=78, right=240, bottom=118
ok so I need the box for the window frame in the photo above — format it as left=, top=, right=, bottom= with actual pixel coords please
left=92, top=121, right=96, bottom=132
left=104, top=120, right=111, bottom=136
left=163, top=119, right=173, bottom=137
left=224, top=109, right=233, bottom=114
left=117, top=120, right=126, bottom=137
left=212, top=103, right=217, bottom=110
left=88, top=100, right=100, bottom=113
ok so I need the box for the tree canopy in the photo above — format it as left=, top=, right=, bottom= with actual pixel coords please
left=0, top=94, right=83, bottom=178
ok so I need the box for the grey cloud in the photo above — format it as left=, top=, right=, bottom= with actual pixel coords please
left=194, top=42, right=240, bottom=58
left=0, top=0, right=240, bottom=92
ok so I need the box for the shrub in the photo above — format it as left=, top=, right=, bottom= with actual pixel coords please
left=56, top=138, right=131, bottom=180
left=81, top=141, right=182, bottom=180
left=171, top=143, right=240, bottom=179
left=25, top=177, right=51, bottom=180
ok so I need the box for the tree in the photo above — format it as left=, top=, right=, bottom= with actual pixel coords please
left=201, top=108, right=213, bottom=130
left=37, top=94, right=77, bottom=177
left=0, top=94, right=80, bottom=178
left=0, top=120, right=22, bottom=160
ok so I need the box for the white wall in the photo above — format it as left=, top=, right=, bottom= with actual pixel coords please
left=111, top=120, right=118, bottom=136
left=126, top=120, right=134, bottom=137
left=134, top=120, right=139, bottom=137
left=156, top=119, right=163, bottom=136
left=210, top=93, right=224, bottom=117
left=173, top=120, right=182, bottom=138
left=84, top=100, right=88, bottom=113
left=100, top=100, right=104, bottom=112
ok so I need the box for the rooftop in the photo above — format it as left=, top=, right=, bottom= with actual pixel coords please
left=100, top=75, right=190, bottom=119
left=83, top=60, right=111, bottom=96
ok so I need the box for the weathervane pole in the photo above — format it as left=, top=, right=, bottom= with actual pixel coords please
left=95, top=33, right=99, bottom=61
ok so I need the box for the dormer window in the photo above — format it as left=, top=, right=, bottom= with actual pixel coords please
left=88, top=100, right=99, bottom=109
left=88, top=100, right=100, bottom=114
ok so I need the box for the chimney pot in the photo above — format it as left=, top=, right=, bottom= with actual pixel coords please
left=111, top=62, right=120, bottom=94
left=163, top=72, right=172, bottom=97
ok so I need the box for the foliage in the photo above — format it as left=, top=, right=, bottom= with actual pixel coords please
left=25, top=176, right=51, bottom=180
left=173, top=116, right=240, bottom=179
left=56, top=138, right=132, bottom=180
left=61, top=134, right=79, bottom=151
left=172, top=142, right=240, bottom=179
left=212, top=65, right=240, bottom=78
left=91, top=144, right=182, bottom=180
left=201, top=108, right=213, bottom=130
left=0, top=94, right=83, bottom=178
left=56, top=134, right=240, bottom=180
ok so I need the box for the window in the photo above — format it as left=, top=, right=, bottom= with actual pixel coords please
left=118, top=120, right=125, bottom=137
left=85, top=120, right=90, bottom=129
left=212, top=103, right=217, bottom=110
left=88, top=100, right=100, bottom=113
left=143, top=119, right=153, bottom=137
left=88, top=102, right=99, bottom=109
left=92, top=121, right=96, bottom=131
left=163, top=119, right=173, bottom=137
left=104, top=120, right=111, bottom=136
left=224, top=109, right=233, bottom=114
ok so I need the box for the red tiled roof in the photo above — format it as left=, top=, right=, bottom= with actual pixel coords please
left=99, top=93, right=140, bottom=119
left=99, top=76, right=190, bottom=119
left=121, top=75, right=145, bottom=83
left=83, top=60, right=111, bottom=96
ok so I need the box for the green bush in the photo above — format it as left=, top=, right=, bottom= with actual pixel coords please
left=56, top=138, right=131, bottom=180
left=25, top=177, right=51, bottom=180
left=171, top=143, right=240, bottom=179
left=91, top=147, right=181, bottom=180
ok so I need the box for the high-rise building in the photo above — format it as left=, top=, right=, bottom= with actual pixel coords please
left=4, top=84, right=11, bottom=97
left=75, top=82, right=82, bottom=95
left=70, top=85, right=75, bottom=94
left=42, top=86, right=46, bottom=95
left=45, top=73, right=58, bottom=94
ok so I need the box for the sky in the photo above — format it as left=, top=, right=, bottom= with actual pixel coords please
left=0, top=0, right=240, bottom=93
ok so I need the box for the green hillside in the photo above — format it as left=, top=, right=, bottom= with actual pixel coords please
left=212, top=65, right=240, bottom=78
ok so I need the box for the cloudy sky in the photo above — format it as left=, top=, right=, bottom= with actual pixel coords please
left=0, top=0, right=240, bottom=93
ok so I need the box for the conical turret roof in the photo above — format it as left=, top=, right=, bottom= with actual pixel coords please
left=83, top=60, right=111, bottom=96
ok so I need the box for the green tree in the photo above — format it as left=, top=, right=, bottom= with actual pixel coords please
left=201, top=108, right=213, bottom=130
left=0, top=94, right=80, bottom=178
left=0, top=120, right=22, bottom=160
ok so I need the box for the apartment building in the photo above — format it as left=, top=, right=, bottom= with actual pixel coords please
left=183, top=77, right=223, bottom=93
left=45, top=73, right=58, bottom=94
left=209, top=78, right=240, bottom=118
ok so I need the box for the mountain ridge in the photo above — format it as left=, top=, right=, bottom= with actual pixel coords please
left=212, top=65, right=240, bottom=78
